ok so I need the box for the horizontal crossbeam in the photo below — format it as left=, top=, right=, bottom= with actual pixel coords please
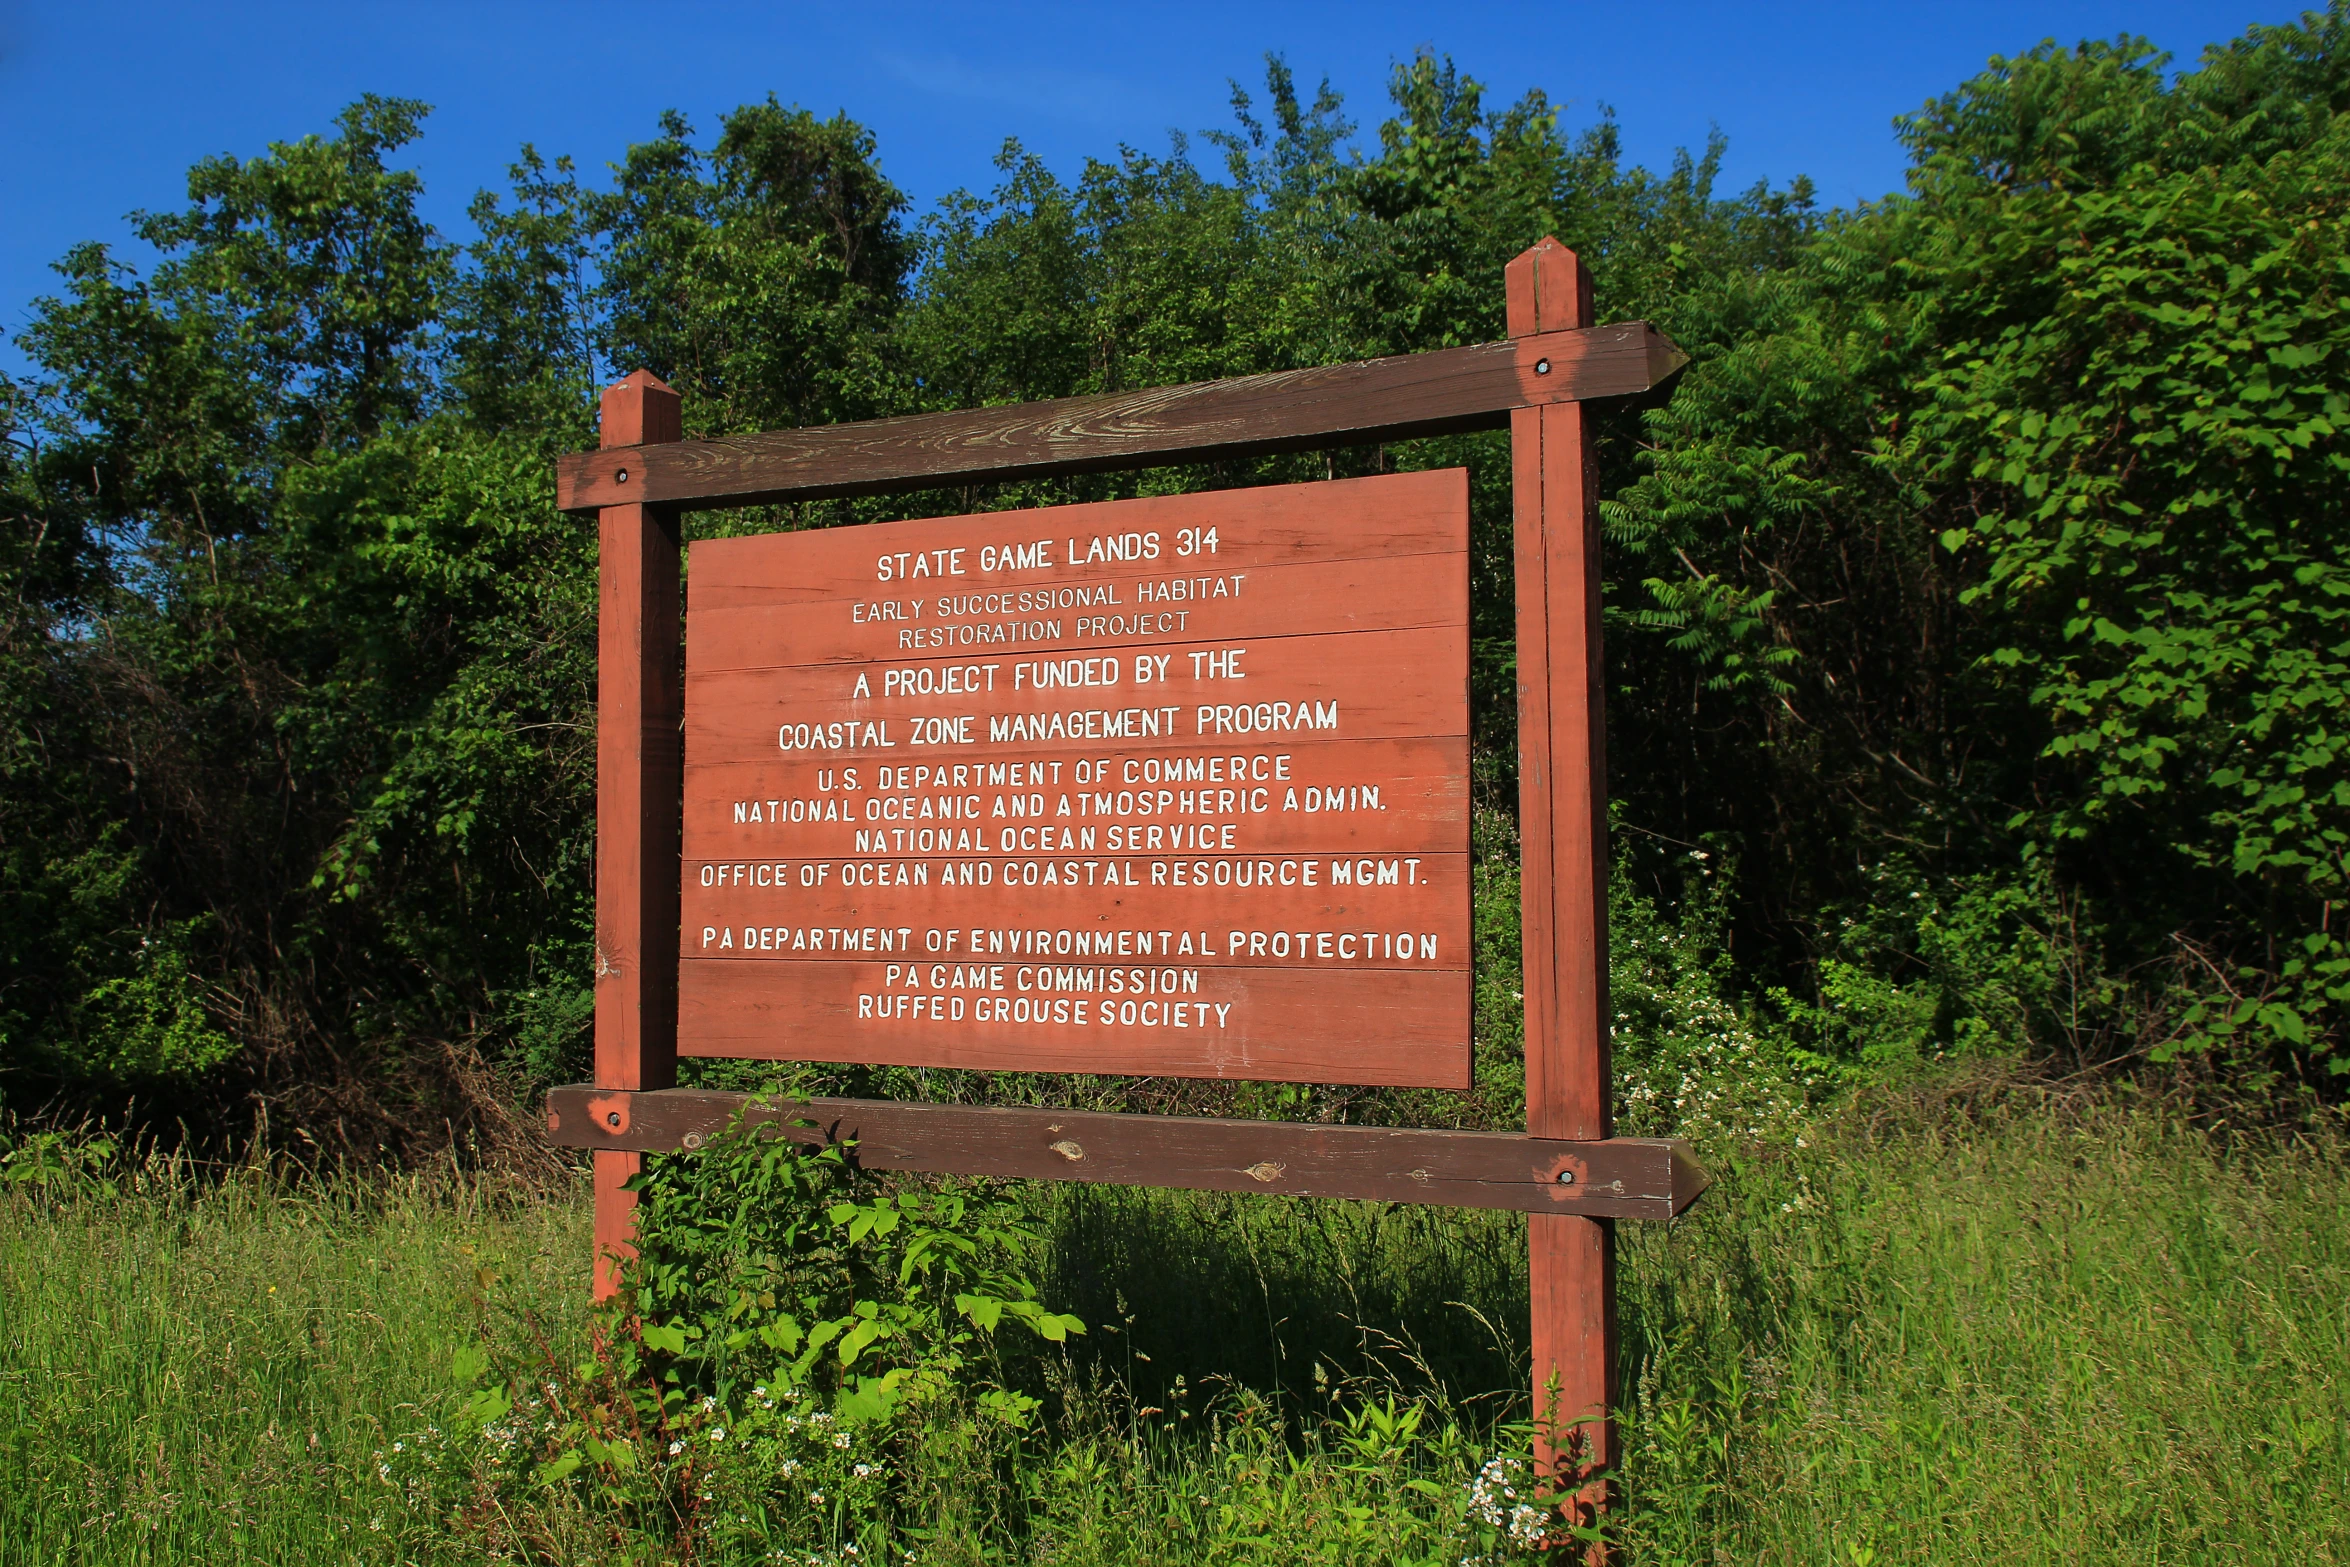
left=544, top=1087, right=1710, bottom=1221
left=555, top=321, right=1686, bottom=513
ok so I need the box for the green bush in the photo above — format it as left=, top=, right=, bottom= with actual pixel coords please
left=395, top=1114, right=1081, bottom=1561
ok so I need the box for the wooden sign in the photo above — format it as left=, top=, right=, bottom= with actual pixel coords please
left=677, top=470, right=1473, bottom=1087
left=552, top=238, right=1703, bottom=1545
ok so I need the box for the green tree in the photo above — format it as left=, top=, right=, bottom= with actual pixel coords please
left=10, top=11, right=2347, bottom=1138
left=1905, top=30, right=2350, bottom=1068
left=598, top=101, right=912, bottom=436
left=1608, top=12, right=2350, bottom=1074
left=4, top=98, right=603, bottom=1139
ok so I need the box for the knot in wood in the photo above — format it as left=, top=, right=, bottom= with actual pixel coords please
left=1048, top=1139, right=1085, bottom=1162
left=1243, top=1162, right=1287, bottom=1184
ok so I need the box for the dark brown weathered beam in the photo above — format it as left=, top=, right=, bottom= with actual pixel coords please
left=555, top=321, right=1688, bottom=514
left=543, top=1087, right=1710, bottom=1221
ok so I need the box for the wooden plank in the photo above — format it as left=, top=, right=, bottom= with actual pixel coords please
left=1508, top=239, right=1618, bottom=1526
left=685, top=624, right=1470, bottom=759
left=557, top=324, right=1686, bottom=512
left=686, top=467, right=1467, bottom=634
left=675, top=469, right=1473, bottom=1085
left=543, top=1087, right=1711, bottom=1221
left=683, top=735, right=1470, bottom=861
left=691, top=548, right=1465, bottom=672
left=593, top=370, right=685, bottom=1301
left=1515, top=404, right=1610, bottom=1136
left=682, top=851, right=1469, bottom=965
left=676, top=959, right=1473, bottom=1087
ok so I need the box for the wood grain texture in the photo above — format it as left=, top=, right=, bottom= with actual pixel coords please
left=1533, top=1211, right=1617, bottom=1516
left=676, top=470, right=1472, bottom=1085
left=1508, top=238, right=1619, bottom=1525
left=686, top=624, right=1470, bottom=758
left=687, top=467, right=1466, bottom=624
left=593, top=369, right=684, bottom=1301
left=1511, top=290, right=1610, bottom=1145
left=543, top=1088, right=1711, bottom=1220
left=557, top=325, right=1685, bottom=512
left=683, top=852, right=1468, bottom=965
left=675, top=958, right=1473, bottom=1087
left=682, top=736, right=1470, bottom=861
left=690, top=548, right=1464, bottom=673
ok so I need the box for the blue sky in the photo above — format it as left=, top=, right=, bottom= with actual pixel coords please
left=0, top=1, right=2297, bottom=368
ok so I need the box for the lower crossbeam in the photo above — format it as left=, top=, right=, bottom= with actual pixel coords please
left=544, top=1087, right=1708, bottom=1220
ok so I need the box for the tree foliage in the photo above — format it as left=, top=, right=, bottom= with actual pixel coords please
left=1611, top=15, right=2349, bottom=1074
left=2, top=13, right=2345, bottom=1148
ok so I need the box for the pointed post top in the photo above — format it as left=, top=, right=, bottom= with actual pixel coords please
left=1504, top=238, right=1594, bottom=339
left=601, top=370, right=682, bottom=450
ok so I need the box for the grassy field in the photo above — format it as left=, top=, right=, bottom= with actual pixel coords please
left=3, top=1084, right=2345, bottom=1563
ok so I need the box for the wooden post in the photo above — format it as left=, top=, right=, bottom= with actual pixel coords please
left=593, top=369, right=683, bottom=1300
left=1507, top=239, right=1617, bottom=1532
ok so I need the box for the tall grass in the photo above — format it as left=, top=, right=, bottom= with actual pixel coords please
left=3, top=1087, right=2345, bottom=1563
left=1614, top=1092, right=2350, bottom=1562
left=0, top=1158, right=584, bottom=1563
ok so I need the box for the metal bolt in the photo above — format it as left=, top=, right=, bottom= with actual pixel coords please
left=615, top=467, right=630, bottom=484
left=1534, top=357, right=1552, bottom=376
left=682, top=1131, right=703, bottom=1150
left=606, top=1111, right=621, bottom=1127
left=1556, top=1168, right=1577, bottom=1186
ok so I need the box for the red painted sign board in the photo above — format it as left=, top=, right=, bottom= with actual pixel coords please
left=678, top=468, right=1473, bottom=1087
